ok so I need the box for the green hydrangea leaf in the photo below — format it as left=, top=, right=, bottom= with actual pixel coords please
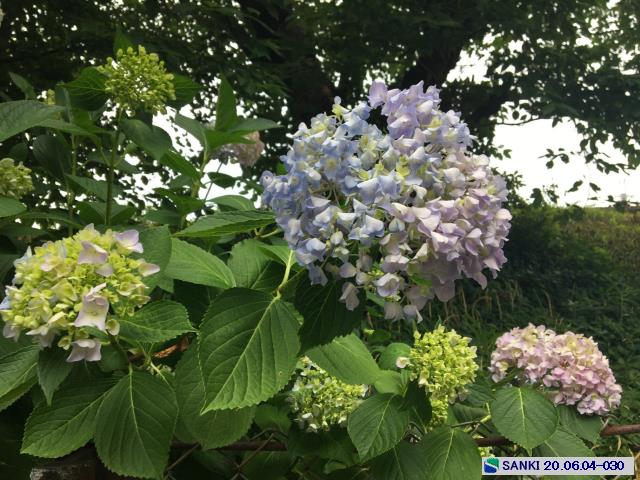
left=211, top=194, right=254, bottom=211
left=347, top=393, right=409, bottom=461
left=37, top=348, right=73, bottom=405
left=199, top=288, right=300, bottom=410
left=120, top=118, right=172, bottom=160
left=295, top=277, right=364, bottom=351
left=214, top=76, right=238, bottom=132
left=419, top=427, right=481, bottom=480
left=165, top=238, right=235, bottom=288
left=557, top=405, right=602, bottom=443
left=0, top=100, right=64, bottom=142
left=0, top=345, right=39, bottom=398
left=378, top=343, right=411, bottom=370
left=490, top=386, right=558, bottom=450
left=118, top=300, right=193, bottom=343
left=176, top=210, right=275, bottom=238
left=94, top=371, right=178, bottom=479
left=65, top=174, right=124, bottom=201
left=169, top=74, right=202, bottom=108
left=227, top=239, right=283, bottom=293
left=175, top=341, right=255, bottom=449
left=21, top=376, right=114, bottom=458
left=0, top=197, right=26, bottom=218
left=63, top=67, right=108, bottom=111
left=138, top=225, right=172, bottom=290
left=307, top=334, right=382, bottom=385
left=369, top=441, right=429, bottom=480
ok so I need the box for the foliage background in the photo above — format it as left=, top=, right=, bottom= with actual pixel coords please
left=0, top=0, right=639, bottom=478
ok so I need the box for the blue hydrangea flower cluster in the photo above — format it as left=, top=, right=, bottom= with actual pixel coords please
left=261, top=81, right=511, bottom=319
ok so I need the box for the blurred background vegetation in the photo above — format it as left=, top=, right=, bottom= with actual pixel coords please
left=0, top=0, right=638, bottom=474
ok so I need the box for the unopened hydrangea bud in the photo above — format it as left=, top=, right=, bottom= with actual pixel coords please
left=405, top=326, right=478, bottom=425
left=490, top=324, right=622, bottom=415
left=0, top=158, right=33, bottom=199
left=288, top=357, right=367, bottom=432
left=98, top=45, right=176, bottom=114
left=261, top=81, right=511, bottom=318
left=0, top=225, right=158, bottom=362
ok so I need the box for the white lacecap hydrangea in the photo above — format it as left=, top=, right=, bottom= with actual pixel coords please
left=261, top=81, right=511, bottom=320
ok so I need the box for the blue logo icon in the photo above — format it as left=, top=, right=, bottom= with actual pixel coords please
left=483, top=457, right=499, bottom=474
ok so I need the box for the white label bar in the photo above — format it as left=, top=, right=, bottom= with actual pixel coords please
left=482, top=457, right=635, bottom=476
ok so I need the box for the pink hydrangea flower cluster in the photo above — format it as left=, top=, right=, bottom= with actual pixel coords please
left=489, top=324, right=622, bottom=415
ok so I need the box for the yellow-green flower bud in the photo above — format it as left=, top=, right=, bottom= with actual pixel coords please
left=288, top=357, right=367, bottom=432
left=0, top=158, right=33, bottom=199
left=402, top=326, right=479, bottom=426
left=98, top=45, right=176, bottom=115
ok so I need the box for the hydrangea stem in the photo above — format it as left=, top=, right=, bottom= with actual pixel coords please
left=106, top=111, right=123, bottom=226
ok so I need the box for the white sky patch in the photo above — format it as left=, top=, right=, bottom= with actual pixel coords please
left=449, top=47, right=639, bottom=206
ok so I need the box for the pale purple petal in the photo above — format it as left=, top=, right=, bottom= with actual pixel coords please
left=77, top=242, right=108, bottom=265
left=66, top=339, right=102, bottom=362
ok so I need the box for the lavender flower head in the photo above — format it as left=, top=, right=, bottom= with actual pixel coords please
left=489, top=324, right=622, bottom=415
left=261, top=80, right=511, bottom=317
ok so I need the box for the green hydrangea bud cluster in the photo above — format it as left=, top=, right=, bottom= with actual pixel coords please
left=398, top=326, right=479, bottom=424
left=0, top=158, right=33, bottom=199
left=98, top=45, right=176, bottom=115
left=0, top=225, right=159, bottom=362
left=288, top=357, right=367, bottom=432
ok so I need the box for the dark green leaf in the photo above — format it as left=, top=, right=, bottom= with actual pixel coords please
left=165, top=238, right=235, bottom=288
left=199, top=288, right=300, bottom=410
left=212, top=194, right=254, bottom=211
left=0, top=100, right=64, bottom=142
left=0, top=346, right=39, bottom=397
left=138, top=225, right=172, bottom=290
left=159, top=150, right=199, bottom=179
left=347, top=394, right=409, bottom=461
left=95, top=372, right=178, bottom=479
left=307, top=334, right=382, bottom=385
left=120, top=119, right=172, bottom=160
left=170, top=74, right=202, bottom=107
left=0, top=197, right=26, bottom=218
left=214, top=76, right=237, bottom=131
left=119, top=300, right=193, bottom=343
left=227, top=239, right=283, bottom=293
left=37, top=348, right=73, bottom=405
left=9, top=72, right=36, bottom=99
left=63, top=67, right=108, bottom=110
left=295, top=277, right=363, bottom=351
left=175, top=341, right=255, bottom=449
left=370, top=441, right=429, bottom=480
left=420, top=427, right=481, bottom=480
left=230, top=117, right=281, bottom=132
left=21, top=376, right=114, bottom=458
left=557, top=405, right=602, bottom=443
left=177, top=210, right=275, bottom=238
left=65, top=174, right=123, bottom=201
left=33, top=134, right=71, bottom=180
left=490, top=386, right=558, bottom=450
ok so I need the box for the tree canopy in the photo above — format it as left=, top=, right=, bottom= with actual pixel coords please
left=1, top=0, right=638, bottom=176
